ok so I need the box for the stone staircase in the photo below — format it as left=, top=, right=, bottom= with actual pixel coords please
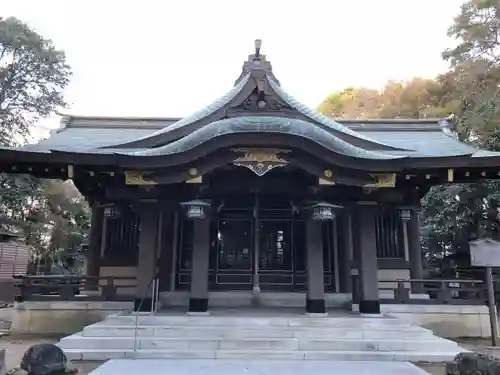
left=59, top=313, right=465, bottom=362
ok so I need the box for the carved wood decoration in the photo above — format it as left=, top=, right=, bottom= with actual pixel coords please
left=229, top=86, right=294, bottom=114
left=232, top=148, right=290, bottom=176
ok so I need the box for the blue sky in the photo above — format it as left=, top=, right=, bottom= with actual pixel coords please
left=2, top=0, right=464, bottom=136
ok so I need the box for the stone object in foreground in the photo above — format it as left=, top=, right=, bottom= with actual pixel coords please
left=446, top=352, right=500, bottom=375
left=20, top=344, right=76, bottom=375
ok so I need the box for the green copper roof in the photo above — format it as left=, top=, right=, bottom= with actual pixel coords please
left=16, top=117, right=491, bottom=159
left=118, top=116, right=405, bottom=160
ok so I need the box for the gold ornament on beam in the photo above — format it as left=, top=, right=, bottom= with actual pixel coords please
left=231, top=148, right=289, bottom=176
left=364, top=173, right=396, bottom=188
left=124, top=170, right=157, bottom=185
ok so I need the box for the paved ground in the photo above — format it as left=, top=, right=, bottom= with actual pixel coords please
left=88, top=359, right=432, bottom=375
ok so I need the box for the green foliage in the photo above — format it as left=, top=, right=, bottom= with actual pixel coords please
left=0, top=17, right=89, bottom=269
left=0, top=16, right=71, bottom=145
left=420, top=0, right=500, bottom=275
left=317, top=78, right=454, bottom=119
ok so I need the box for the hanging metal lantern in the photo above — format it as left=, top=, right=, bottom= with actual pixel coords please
left=399, top=209, right=411, bottom=222
left=180, top=200, right=212, bottom=220
left=305, top=202, right=343, bottom=221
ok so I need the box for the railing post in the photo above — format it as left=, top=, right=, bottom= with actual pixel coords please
left=102, top=277, right=117, bottom=301
left=16, top=276, right=29, bottom=302
left=59, top=278, right=76, bottom=300
left=437, top=281, right=452, bottom=304
left=351, top=269, right=359, bottom=305
left=394, top=280, right=410, bottom=303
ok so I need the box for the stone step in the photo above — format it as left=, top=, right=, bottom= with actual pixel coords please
left=82, top=324, right=435, bottom=339
left=104, top=315, right=415, bottom=328
left=60, top=334, right=460, bottom=352
left=62, top=348, right=462, bottom=362
left=58, top=314, right=466, bottom=363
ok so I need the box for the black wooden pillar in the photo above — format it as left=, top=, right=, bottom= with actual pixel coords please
left=134, top=203, right=160, bottom=312
left=353, top=204, right=380, bottom=314
left=408, top=209, right=424, bottom=292
left=306, top=220, right=326, bottom=314
left=158, top=207, right=174, bottom=292
left=337, top=213, right=353, bottom=293
left=86, top=204, right=103, bottom=290
left=189, top=219, right=211, bottom=313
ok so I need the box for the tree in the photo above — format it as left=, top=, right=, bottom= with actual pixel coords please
left=443, top=0, right=500, bottom=144
left=317, top=87, right=381, bottom=119
left=0, top=17, right=71, bottom=144
left=0, top=17, right=89, bottom=272
left=317, top=78, right=453, bottom=120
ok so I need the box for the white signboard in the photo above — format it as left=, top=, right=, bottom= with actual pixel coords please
left=470, top=239, right=500, bottom=267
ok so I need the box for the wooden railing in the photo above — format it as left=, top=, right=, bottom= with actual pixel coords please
left=381, top=279, right=487, bottom=305
left=351, top=275, right=489, bottom=305
left=13, top=275, right=137, bottom=302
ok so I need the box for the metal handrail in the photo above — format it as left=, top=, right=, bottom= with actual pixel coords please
left=132, top=277, right=159, bottom=358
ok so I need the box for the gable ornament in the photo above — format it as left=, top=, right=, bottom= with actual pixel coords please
left=231, top=148, right=289, bottom=176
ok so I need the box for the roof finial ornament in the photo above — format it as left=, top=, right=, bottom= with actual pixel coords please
left=255, top=39, right=262, bottom=57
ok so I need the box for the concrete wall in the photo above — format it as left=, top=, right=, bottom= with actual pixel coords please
left=10, top=301, right=133, bottom=335
left=354, top=303, right=492, bottom=338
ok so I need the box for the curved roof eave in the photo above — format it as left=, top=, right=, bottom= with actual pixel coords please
left=116, top=116, right=405, bottom=161
left=105, top=73, right=252, bottom=148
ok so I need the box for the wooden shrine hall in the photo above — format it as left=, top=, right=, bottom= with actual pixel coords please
left=2, top=40, right=500, bottom=315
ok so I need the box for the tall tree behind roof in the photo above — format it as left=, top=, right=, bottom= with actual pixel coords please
left=443, top=0, right=500, bottom=144
left=0, top=17, right=88, bottom=268
left=0, top=16, right=71, bottom=145
left=317, top=79, right=453, bottom=120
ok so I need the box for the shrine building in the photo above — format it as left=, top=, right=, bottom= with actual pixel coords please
left=2, top=40, right=500, bottom=315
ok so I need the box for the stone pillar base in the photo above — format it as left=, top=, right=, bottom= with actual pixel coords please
left=306, top=298, right=326, bottom=314
left=187, top=311, right=210, bottom=316
left=359, top=299, right=380, bottom=314
left=306, top=312, right=328, bottom=317
left=189, top=297, right=208, bottom=313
